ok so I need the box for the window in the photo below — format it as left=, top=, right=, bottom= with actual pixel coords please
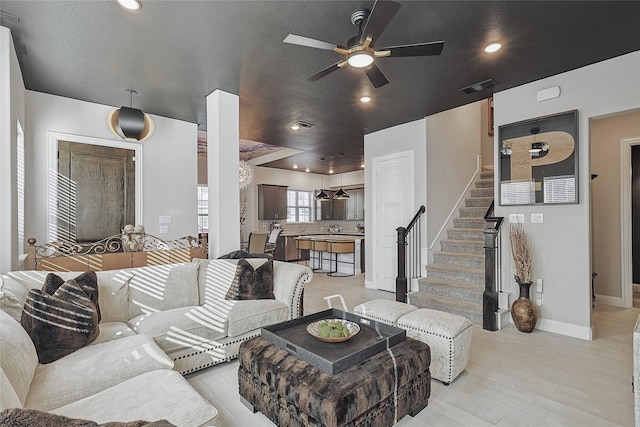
left=17, top=121, right=25, bottom=256
left=197, top=185, right=208, bottom=233
left=287, top=190, right=312, bottom=222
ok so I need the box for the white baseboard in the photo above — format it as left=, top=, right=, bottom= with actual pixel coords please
left=595, top=294, right=623, bottom=307
left=508, top=314, right=592, bottom=340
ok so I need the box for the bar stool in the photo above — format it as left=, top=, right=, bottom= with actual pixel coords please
left=295, top=237, right=312, bottom=266
left=311, top=239, right=329, bottom=272
left=327, top=240, right=355, bottom=277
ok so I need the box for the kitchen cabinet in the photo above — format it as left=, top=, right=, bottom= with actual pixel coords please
left=345, top=188, right=365, bottom=220
left=258, top=184, right=288, bottom=220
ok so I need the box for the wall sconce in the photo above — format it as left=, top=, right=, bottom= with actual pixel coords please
left=107, top=89, right=155, bottom=141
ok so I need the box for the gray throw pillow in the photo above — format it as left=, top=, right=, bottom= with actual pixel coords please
left=225, top=259, right=275, bottom=300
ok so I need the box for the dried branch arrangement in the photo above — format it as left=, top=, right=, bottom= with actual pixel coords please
left=509, top=223, right=532, bottom=285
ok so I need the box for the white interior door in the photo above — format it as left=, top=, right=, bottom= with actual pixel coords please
left=372, top=152, right=414, bottom=292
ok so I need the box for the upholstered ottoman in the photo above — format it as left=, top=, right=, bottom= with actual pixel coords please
left=238, top=336, right=431, bottom=427
left=352, top=299, right=417, bottom=326
left=398, top=309, right=473, bottom=385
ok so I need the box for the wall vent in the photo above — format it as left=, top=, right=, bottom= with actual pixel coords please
left=460, top=79, right=498, bottom=95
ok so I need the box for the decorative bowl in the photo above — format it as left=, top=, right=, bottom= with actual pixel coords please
left=307, top=319, right=360, bottom=343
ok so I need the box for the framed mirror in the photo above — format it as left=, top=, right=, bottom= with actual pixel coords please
left=498, top=110, right=578, bottom=206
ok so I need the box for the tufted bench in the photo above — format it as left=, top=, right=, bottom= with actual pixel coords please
left=354, top=299, right=473, bottom=385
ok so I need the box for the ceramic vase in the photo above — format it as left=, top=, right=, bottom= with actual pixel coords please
left=511, top=282, right=538, bottom=333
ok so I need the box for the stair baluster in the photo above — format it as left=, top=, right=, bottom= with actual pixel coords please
left=396, top=205, right=426, bottom=303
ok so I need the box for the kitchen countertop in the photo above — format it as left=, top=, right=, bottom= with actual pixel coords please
left=283, top=233, right=364, bottom=238
left=294, top=234, right=363, bottom=242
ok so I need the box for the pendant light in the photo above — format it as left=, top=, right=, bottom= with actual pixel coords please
left=333, top=153, right=350, bottom=200
left=316, top=157, right=331, bottom=201
left=107, top=89, right=155, bottom=141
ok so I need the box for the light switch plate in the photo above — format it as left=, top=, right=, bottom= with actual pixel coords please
left=159, top=216, right=171, bottom=224
left=531, top=213, right=543, bottom=223
left=509, top=214, right=524, bottom=223
left=159, top=226, right=169, bottom=234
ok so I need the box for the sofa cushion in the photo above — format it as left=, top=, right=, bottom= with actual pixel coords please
left=128, top=263, right=200, bottom=319
left=0, top=310, right=38, bottom=407
left=6, top=270, right=82, bottom=289
left=227, top=299, right=289, bottom=338
left=22, top=279, right=100, bottom=364
left=225, top=259, right=275, bottom=300
left=25, top=334, right=173, bottom=412
left=0, top=275, right=30, bottom=322
left=91, top=321, right=137, bottom=345
left=193, top=258, right=239, bottom=304
left=0, top=368, right=22, bottom=412
left=0, top=408, right=176, bottom=426
left=96, top=270, right=134, bottom=323
left=50, top=370, right=218, bottom=427
left=128, top=306, right=228, bottom=353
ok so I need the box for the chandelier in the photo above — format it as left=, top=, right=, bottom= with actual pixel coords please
left=239, top=160, right=254, bottom=190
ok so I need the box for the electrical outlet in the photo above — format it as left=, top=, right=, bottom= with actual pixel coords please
left=536, top=293, right=543, bottom=306
left=509, top=214, right=524, bottom=223
left=159, top=226, right=169, bottom=234
left=531, top=213, right=543, bottom=223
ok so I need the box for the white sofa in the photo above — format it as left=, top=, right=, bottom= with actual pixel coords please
left=0, top=257, right=312, bottom=425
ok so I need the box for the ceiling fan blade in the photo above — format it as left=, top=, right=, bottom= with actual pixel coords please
left=365, top=64, right=389, bottom=88
left=359, top=0, right=401, bottom=45
left=283, top=34, right=337, bottom=51
left=308, top=62, right=343, bottom=82
left=381, top=41, right=445, bottom=57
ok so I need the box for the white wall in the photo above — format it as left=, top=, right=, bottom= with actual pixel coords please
left=0, top=27, right=26, bottom=271
left=24, top=91, right=198, bottom=245
left=494, top=50, right=640, bottom=339
left=364, top=119, right=428, bottom=286
left=426, top=102, right=482, bottom=250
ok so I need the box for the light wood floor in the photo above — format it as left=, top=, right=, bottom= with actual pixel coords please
left=187, top=272, right=639, bottom=426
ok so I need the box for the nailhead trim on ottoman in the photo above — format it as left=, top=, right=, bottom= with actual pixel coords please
left=398, top=308, right=473, bottom=385
left=353, top=299, right=418, bottom=326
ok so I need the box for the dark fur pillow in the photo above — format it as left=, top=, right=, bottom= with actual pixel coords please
left=22, top=279, right=100, bottom=364
left=225, top=259, right=275, bottom=300
left=42, top=271, right=101, bottom=322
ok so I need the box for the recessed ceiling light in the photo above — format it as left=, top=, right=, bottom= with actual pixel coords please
left=484, top=42, right=502, bottom=53
left=290, top=124, right=300, bottom=130
left=360, top=96, right=372, bottom=103
left=117, top=0, right=143, bottom=11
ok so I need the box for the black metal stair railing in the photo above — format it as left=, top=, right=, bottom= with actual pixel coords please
left=483, top=201, right=504, bottom=331
left=396, top=205, right=426, bottom=303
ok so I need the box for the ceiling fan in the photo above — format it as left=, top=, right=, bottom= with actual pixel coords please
left=283, top=0, right=444, bottom=89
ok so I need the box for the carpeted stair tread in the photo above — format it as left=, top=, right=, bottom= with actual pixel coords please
left=433, top=251, right=484, bottom=270
left=447, top=228, right=485, bottom=241
left=409, top=292, right=482, bottom=325
left=470, top=188, right=494, bottom=198
left=418, top=277, right=483, bottom=304
left=440, top=239, right=484, bottom=255
left=458, top=207, right=488, bottom=218
left=474, top=179, right=494, bottom=189
left=465, top=196, right=493, bottom=208
left=426, top=263, right=484, bottom=286
left=453, top=217, right=489, bottom=229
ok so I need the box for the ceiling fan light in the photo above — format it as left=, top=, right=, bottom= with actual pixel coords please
left=347, top=51, right=374, bottom=68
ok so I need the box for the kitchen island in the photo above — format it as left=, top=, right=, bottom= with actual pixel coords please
left=294, top=234, right=364, bottom=276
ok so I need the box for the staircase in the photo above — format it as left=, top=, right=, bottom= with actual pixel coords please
left=410, top=169, right=494, bottom=325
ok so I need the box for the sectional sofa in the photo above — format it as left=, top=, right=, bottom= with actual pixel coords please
left=0, top=258, right=312, bottom=425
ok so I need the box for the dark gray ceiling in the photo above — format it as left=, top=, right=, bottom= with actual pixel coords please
left=2, top=1, right=639, bottom=174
